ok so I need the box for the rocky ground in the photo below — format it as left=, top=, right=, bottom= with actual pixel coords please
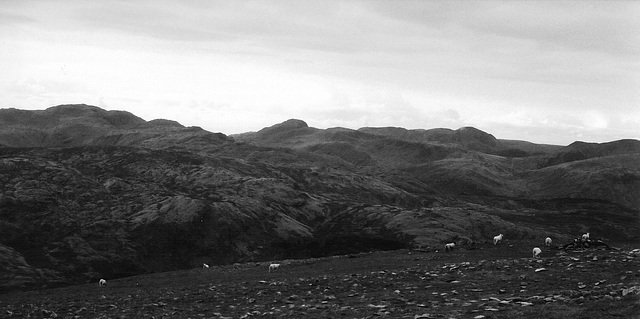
left=1, top=241, right=638, bottom=319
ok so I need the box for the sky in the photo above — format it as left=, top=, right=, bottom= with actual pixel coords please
left=1, top=0, right=638, bottom=145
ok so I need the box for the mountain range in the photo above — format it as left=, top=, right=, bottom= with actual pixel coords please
left=1, top=104, right=638, bottom=292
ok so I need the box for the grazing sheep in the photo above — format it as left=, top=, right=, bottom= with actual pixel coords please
left=545, top=237, right=552, bottom=247
left=493, top=234, right=504, bottom=245
left=582, top=232, right=590, bottom=241
left=444, top=243, right=455, bottom=252
left=269, top=263, right=281, bottom=273
left=203, top=263, right=209, bottom=268
left=98, top=279, right=106, bottom=287
left=532, top=247, right=542, bottom=258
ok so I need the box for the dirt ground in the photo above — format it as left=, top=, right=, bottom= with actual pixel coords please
left=1, top=240, right=639, bottom=319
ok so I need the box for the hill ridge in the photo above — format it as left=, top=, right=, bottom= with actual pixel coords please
left=0, top=104, right=229, bottom=148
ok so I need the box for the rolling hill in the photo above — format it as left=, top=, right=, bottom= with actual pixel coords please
left=235, top=119, right=640, bottom=208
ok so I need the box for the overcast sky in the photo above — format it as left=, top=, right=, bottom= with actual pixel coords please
left=1, top=1, right=638, bottom=145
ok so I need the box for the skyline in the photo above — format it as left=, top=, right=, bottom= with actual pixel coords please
left=1, top=1, right=639, bottom=145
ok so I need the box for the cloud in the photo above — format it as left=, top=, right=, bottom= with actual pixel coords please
left=469, top=2, right=640, bottom=57
left=582, top=111, right=609, bottom=130
left=0, top=10, right=34, bottom=26
left=0, top=1, right=637, bottom=144
left=370, top=1, right=640, bottom=56
left=72, top=2, right=235, bottom=43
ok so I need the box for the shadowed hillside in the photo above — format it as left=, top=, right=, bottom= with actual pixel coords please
left=0, top=105, right=638, bottom=292
left=0, top=104, right=229, bottom=149
left=236, top=119, right=640, bottom=208
left=358, top=126, right=563, bottom=156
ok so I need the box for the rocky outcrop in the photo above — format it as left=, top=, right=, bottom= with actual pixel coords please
left=0, top=244, right=64, bottom=293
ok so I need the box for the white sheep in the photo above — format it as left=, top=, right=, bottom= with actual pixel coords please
left=582, top=232, right=590, bottom=241
left=545, top=237, right=552, bottom=247
left=493, top=234, right=503, bottom=245
left=532, top=247, right=542, bottom=258
left=268, top=263, right=281, bottom=273
left=203, top=263, right=209, bottom=268
left=98, top=279, right=106, bottom=287
left=444, top=243, right=455, bottom=252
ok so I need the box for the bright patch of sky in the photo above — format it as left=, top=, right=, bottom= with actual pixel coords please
left=1, top=0, right=638, bottom=145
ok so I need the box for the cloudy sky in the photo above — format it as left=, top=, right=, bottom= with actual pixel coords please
left=1, top=1, right=638, bottom=145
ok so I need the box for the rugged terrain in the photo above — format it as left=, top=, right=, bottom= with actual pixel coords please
left=0, top=104, right=638, bottom=295
left=1, top=243, right=639, bottom=318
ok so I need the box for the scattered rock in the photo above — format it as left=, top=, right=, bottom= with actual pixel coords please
left=622, top=286, right=640, bottom=296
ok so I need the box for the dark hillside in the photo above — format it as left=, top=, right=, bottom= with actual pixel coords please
left=359, top=126, right=498, bottom=153
left=544, top=139, right=640, bottom=167
left=527, top=154, right=640, bottom=208
left=0, top=104, right=229, bottom=149
left=360, top=126, right=565, bottom=157
left=241, top=119, right=640, bottom=209
left=0, top=105, right=638, bottom=293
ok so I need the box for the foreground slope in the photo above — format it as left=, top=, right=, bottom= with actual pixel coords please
left=2, top=246, right=639, bottom=318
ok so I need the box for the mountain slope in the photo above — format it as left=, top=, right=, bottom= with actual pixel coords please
left=237, top=119, right=640, bottom=208
left=0, top=104, right=229, bottom=149
left=528, top=154, right=640, bottom=206
left=358, top=126, right=563, bottom=156
left=543, top=139, right=640, bottom=167
left=0, top=105, right=638, bottom=293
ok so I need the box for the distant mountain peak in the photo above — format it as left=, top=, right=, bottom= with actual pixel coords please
left=148, top=119, right=185, bottom=128
left=41, top=104, right=147, bottom=128
left=455, top=126, right=497, bottom=146
left=275, top=119, right=308, bottom=129
left=457, top=126, right=485, bottom=133
left=45, top=103, right=102, bottom=113
left=0, top=104, right=229, bottom=148
left=257, top=119, right=309, bottom=134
